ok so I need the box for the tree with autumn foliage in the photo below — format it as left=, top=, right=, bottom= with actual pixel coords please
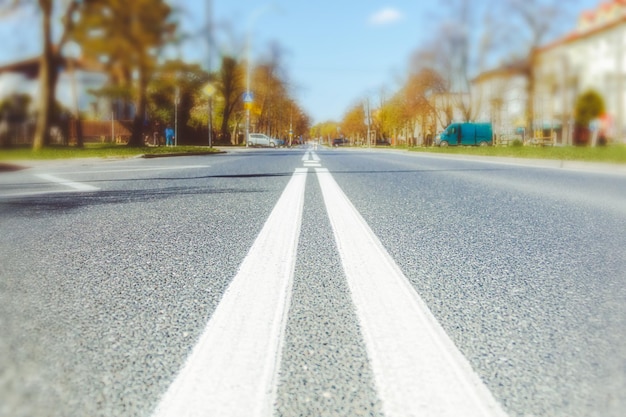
left=378, top=94, right=411, bottom=145
left=404, top=67, right=447, bottom=144
left=246, top=44, right=309, bottom=142
left=250, top=63, right=289, bottom=138
left=310, top=121, right=340, bottom=145
left=341, top=102, right=367, bottom=144
left=148, top=60, right=208, bottom=144
left=70, top=0, right=177, bottom=146
left=377, top=65, right=447, bottom=146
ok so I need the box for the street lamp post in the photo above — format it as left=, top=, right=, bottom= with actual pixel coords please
left=245, top=4, right=277, bottom=147
left=209, top=95, right=213, bottom=148
left=175, top=86, right=179, bottom=147
left=206, top=0, right=214, bottom=148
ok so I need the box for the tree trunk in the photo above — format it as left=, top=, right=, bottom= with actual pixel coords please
left=525, top=52, right=536, bottom=141
left=75, top=116, right=84, bottom=147
left=33, top=0, right=55, bottom=151
left=128, top=71, right=147, bottom=147
left=220, top=110, right=232, bottom=144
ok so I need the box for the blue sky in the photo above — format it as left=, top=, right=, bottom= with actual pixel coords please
left=185, top=0, right=446, bottom=123
left=177, top=0, right=601, bottom=124
left=0, top=0, right=601, bottom=125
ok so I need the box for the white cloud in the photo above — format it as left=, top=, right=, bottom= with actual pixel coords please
left=368, top=7, right=404, bottom=26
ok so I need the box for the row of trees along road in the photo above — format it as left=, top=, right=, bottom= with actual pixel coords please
left=1, top=0, right=309, bottom=149
left=313, top=0, right=591, bottom=145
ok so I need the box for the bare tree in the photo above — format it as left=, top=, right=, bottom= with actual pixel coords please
left=72, top=0, right=177, bottom=146
left=252, top=42, right=292, bottom=138
left=498, top=0, right=585, bottom=135
left=1, top=0, right=81, bottom=150
left=424, top=0, right=495, bottom=122
left=216, top=55, right=244, bottom=144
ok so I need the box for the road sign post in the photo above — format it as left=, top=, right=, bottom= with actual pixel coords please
left=244, top=92, right=253, bottom=147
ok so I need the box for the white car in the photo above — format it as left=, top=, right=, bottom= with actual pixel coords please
left=247, top=133, right=284, bottom=147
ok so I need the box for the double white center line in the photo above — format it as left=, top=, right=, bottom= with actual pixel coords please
left=302, top=150, right=320, bottom=167
left=152, top=152, right=508, bottom=417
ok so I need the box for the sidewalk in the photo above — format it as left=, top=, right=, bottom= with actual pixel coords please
left=0, top=149, right=227, bottom=172
left=409, top=151, right=626, bottom=176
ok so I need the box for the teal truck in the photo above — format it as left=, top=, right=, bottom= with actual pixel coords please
left=436, top=122, right=493, bottom=146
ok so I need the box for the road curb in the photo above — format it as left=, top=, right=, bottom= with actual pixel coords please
left=404, top=151, right=626, bottom=176
left=0, top=162, right=27, bottom=172
left=140, top=151, right=227, bottom=158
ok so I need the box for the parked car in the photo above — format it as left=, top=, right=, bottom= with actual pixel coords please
left=375, top=139, right=391, bottom=146
left=332, top=138, right=349, bottom=147
left=247, top=133, right=284, bottom=147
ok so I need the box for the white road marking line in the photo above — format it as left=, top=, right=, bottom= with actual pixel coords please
left=151, top=168, right=308, bottom=417
left=35, top=173, right=100, bottom=192
left=0, top=166, right=208, bottom=198
left=315, top=167, right=508, bottom=417
left=301, top=151, right=320, bottom=162
left=0, top=190, right=91, bottom=198
left=302, top=151, right=320, bottom=167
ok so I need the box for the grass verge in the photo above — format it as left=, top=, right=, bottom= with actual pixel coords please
left=0, top=143, right=222, bottom=161
left=406, top=144, right=626, bottom=164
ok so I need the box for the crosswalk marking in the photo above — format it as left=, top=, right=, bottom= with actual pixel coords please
left=151, top=168, right=308, bottom=417
left=315, top=167, right=508, bottom=417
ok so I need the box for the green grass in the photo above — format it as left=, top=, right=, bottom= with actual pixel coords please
left=407, top=144, right=626, bottom=164
left=3, top=143, right=626, bottom=165
left=0, top=143, right=221, bottom=161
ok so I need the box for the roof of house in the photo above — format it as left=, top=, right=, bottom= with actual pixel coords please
left=458, top=1, right=626, bottom=87
left=0, top=57, right=41, bottom=79
left=538, top=0, right=626, bottom=53
left=0, top=54, right=104, bottom=79
left=471, top=60, right=528, bottom=84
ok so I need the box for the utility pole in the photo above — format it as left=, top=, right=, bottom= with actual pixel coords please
left=206, top=0, right=213, bottom=148
left=365, top=97, right=371, bottom=148
left=289, top=105, right=293, bottom=147
left=175, top=86, right=179, bottom=146
left=244, top=5, right=276, bottom=148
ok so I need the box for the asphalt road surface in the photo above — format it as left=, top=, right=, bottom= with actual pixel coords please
left=1, top=147, right=625, bottom=417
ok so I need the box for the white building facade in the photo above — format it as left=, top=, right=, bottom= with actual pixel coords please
left=471, top=0, right=626, bottom=145
left=535, top=0, right=626, bottom=144
left=471, top=62, right=527, bottom=143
